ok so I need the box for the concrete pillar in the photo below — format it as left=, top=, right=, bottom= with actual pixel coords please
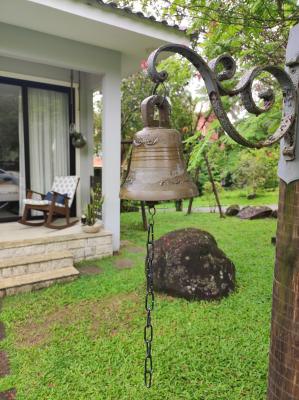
left=78, top=72, right=94, bottom=216
left=101, top=71, right=121, bottom=251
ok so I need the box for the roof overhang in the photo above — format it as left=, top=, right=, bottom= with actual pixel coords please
left=0, top=0, right=189, bottom=76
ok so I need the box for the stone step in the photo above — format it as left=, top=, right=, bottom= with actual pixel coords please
left=0, top=266, right=79, bottom=297
left=0, top=230, right=113, bottom=262
left=0, top=251, right=73, bottom=278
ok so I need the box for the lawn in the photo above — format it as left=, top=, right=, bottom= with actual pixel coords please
left=156, top=188, right=279, bottom=210
left=0, top=212, right=276, bottom=399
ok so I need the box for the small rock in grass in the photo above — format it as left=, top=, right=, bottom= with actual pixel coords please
left=152, top=228, right=236, bottom=301
left=225, top=204, right=240, bottom=216
left=237, top=206, right=272, bottom=220
left=247, top=193, right=257, bottom=199
left=271, top=209, right=278, bottom=218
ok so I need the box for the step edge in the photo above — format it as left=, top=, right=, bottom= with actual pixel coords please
left=0, top=230, right=113, bottom=250
left=0, top=251, right=74, bottom=269
left=0, top=266, right=79, bottom=290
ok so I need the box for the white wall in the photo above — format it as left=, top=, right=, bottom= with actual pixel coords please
left=102, top=71, right=121, bottom=252
left=78, top=72, right=102, bottom=214
left=0, top=22, right=121, bottom=75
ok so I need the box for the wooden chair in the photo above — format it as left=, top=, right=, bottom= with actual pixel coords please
left=19, top=176, right=80, bottom=229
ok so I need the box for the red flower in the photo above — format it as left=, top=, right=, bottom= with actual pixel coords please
left=140, top=60, right=148, bottom=70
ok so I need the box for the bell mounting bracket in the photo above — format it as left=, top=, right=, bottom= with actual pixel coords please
left=147, top=44, right=297, bottom=161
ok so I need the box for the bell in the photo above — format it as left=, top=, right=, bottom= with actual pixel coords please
left=120, top=95, right=199, bottom=201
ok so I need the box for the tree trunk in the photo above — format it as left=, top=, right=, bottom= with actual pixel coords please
left=267, top=180, right=299, bottom=399
left=204, top=152, right=224, bottom=218
left=186, top=197, right=194, bottom=215
left=175, top=199, right=183, bottom=212
left=186, top=166, right=200, bottom=215
left=140, top=201, right=147, bottom=231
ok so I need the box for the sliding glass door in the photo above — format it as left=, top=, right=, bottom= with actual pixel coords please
left=28, top=88, right=70, bottom=195
left=0, top=83, right=24, bottom=220
left=0, top=78, right=74, bottom=222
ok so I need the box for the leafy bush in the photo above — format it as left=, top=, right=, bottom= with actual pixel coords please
left=233, top=148, right=279, bottom=193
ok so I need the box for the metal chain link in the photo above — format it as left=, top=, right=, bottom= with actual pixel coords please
left=144, top=203, right=156, bottom=388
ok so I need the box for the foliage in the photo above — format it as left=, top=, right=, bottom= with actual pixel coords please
left=155, top=188, right=279, bottom=210
left=1, top=212, right=276, bottom=399
left=203, top=180, right=223, bottom=210
left=121, top=56, right=197, bottom=141
left=119, top=0, right=295, bottom=197
left=233, top=148, right=279, bottom=193
left=83, top=184, right=103, bottom=225
left=93, top=93, right=102, bottom=154
left=122, top=0, right=298, bottom=66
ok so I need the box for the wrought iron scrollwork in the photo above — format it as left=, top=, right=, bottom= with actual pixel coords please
left=147, top=44, right=297, bottom=160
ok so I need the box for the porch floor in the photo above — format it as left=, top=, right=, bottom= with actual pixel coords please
left=0, top=219, right=98, bottom=244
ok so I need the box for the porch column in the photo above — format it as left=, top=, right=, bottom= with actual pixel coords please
left=102, top=71, right=121, bottom=251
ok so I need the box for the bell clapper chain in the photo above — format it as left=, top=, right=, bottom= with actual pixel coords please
left=144, top=202, right=156, bottom=388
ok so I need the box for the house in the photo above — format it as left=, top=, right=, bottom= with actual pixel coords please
left=0, top=0, right=189, bottom=255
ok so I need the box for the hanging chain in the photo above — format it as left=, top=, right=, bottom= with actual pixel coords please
left=144, top=203, right=156, bottom=388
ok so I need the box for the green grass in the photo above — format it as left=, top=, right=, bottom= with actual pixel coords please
left=156, top=188, right=279, bottom=209
left=0, top=212, right=276, bottom=399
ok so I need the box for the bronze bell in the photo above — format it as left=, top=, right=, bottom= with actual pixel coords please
left=120, top=95, right=199, bottom=201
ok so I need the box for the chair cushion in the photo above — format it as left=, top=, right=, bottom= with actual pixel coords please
left=51, top=176, right=79, bottom=207
left=23, top=199, right=65, bottom=208
left=45, top=191, right=68, bottom=205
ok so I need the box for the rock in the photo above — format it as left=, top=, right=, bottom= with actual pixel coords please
left=152, top=228, right=235, bottom=301
left=237, top=206, right=272, bottom=220
left=271, top=209, right=278, bottom=218
left=247, top=193, right=257, bottom=200
left=225, top=204, right=240, bottom=216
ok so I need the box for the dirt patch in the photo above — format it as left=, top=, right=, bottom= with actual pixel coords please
left=15, top=292, right=141, bottom=347
left=126, top=246, right=144, bottom=254
left=0, top=322, right=5, bottom=341
left=77, top=265, right=103, bottom=276
left=115, top=259, right=135, bottom=269
left=0, top=389, right=16, bottom=400
left=0, top=351, right=10, bottom=377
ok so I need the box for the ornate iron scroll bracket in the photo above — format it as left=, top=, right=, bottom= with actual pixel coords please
left=147, top=44, right=297, bottom=160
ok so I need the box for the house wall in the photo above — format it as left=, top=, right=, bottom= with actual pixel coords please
left=0, top=24, right=122, bottom=250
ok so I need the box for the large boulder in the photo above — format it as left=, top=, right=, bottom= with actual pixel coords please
left=237, top=206, right=272, bottom=220
left=152, top=228, right=235, bottom=301
left=225, top=204, right=240, bottom=216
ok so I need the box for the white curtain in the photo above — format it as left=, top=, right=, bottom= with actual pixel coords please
left=18, top=90, right=26, bottom=215
left=28, top=88, right=70, bottom=195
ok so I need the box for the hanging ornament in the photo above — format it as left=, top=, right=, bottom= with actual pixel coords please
left=69, top=70, right=87, bottom=149
left=120, top=93, right=198, bottom=388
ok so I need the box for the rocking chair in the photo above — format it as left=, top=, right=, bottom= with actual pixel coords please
left=19, top=176, right=80, bottom=229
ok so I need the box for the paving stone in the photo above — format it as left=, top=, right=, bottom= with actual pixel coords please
left=0, top=351, right=10, bottom=377
left=0, top=389, right=17, bottom=400
left=0, top=322, right=5, bottom=341
left=115, top=259, right=135, bottom=269
left=77, top=265, right=103, bottom=276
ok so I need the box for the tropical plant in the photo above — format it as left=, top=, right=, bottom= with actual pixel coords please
left=83, top=184, right=104, bottom=226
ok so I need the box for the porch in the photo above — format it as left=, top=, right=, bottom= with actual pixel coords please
left=0, top=221, right=113, bottom=296
left=0, top=0, right=188, bottom=253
